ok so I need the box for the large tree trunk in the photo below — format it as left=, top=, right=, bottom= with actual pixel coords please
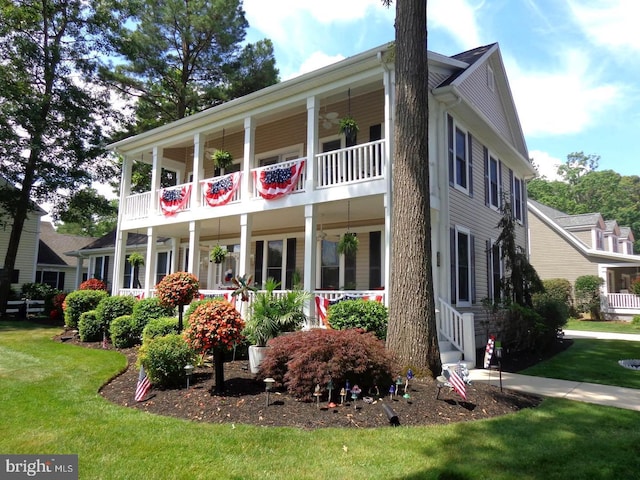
left=386, top=0, right=441, bottom=377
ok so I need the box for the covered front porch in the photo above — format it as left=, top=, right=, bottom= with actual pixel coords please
left=600, top=264, right=640, bottom=319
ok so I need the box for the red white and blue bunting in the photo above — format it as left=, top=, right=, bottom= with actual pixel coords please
left=253, top=159, right=305, bottom=200
left=159, top=185, right=191, bottom=216
left=203, top=172, right=241, bottom=207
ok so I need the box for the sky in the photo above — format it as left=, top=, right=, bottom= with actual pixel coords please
left=242, top=0, right=640, bottom=181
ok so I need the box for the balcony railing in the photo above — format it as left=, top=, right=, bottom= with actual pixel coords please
left=316, top=139, right=385, bottom=188
left=121, top=140, right=387, bottom=220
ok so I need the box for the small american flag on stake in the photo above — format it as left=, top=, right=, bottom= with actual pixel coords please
left=446, top=367, right=467, bottom=401
left=135, top=365, right=152, bottom=402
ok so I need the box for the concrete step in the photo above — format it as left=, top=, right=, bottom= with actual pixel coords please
left=440, top=349, right=462, bottom=365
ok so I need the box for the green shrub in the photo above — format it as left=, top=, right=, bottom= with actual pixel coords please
left=502, top=303, right=544, bottom=353
left=632, top=315, right=640, bottom=326
left=132, top=297, right=175, bottom=333
left=259, top=329, right=396, bottom=401
left=327, top=299, right=388, bottom=340
left=21, top=282, right=59, bottom=300
left=64, top=290, right=109, bottom=328
left=78, top=310, right=103, bottom=342
left=96, top=295, right=136, bottom=329
left=142, top=317, right=180, bottom=343
left=110, top=315, right=139, bottom=348
left=137, top=334, right=196, bottom=387
left=532, top=294, right=568, bottom=350
left=575, top=275, right=604, bottom=320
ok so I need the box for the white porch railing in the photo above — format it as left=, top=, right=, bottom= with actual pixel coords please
left=251, top=158, right=306, bottom=198
left=605, top=293, right=640, bottom=310
left=123, top=191, right=152, bottom=220
left=316, top=139, right=385, bottom=188
left=438, top=298, right=475, bottom=367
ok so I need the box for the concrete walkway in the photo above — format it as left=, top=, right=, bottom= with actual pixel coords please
left=468, top=330, right=640, bottom=412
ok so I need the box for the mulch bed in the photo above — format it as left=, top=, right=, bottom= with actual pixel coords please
left=53, top=326, right=573, bottom=430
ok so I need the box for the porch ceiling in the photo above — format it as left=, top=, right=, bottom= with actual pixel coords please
left=141, top=196, right=385, bottom=244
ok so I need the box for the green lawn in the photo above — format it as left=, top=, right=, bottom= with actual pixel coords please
left=2, top=321, right=640, bottom=479
left=565, top=318, right=640, bottom=334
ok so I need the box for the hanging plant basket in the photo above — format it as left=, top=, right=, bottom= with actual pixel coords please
left=337, top=232, right=359, bottom=255
left=128, top=252, right=145, bottom=268
left=210, top=245, right=228, bottom=264
left=339, top=115, right=359, bottom=145
left=212, top=149, right=233, bottom=169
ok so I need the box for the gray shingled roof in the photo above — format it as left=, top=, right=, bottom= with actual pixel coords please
left=435, top=43, right=496, bottom=88
left=527, top=199, right=601, bottom=228
left=79, top=229, right=170, bottom=251
left=38, top=222, right=97, bottom=266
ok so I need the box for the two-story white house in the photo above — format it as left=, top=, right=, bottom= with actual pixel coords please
left=107, top=42, right=535, bottom=366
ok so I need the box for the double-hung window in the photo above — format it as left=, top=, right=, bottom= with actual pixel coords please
left=451, top=226, right=474, bottom=306
left=448, top=115, right=470, bottom=193
left=488, top=155, right=500, bottom=209
left=512, top=176, right=524, bottom=221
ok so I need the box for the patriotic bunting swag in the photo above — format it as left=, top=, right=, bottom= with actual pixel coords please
left=484, top=335, right=495, bottom=368
left=253, top=159, right=305, bottom=200
left=315, top=294, right=383, bottom=327
left=203, top=172, right=241, bottom=207
left=159, top=185, right=191, bottom=216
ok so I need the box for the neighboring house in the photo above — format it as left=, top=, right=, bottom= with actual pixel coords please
left=66, top=229, right=173, bottom=294
left=0, top=180, right=47, bottom=293
left=528, top=199, right=640, bottom=319
left=36, top=222, right=97, bottom=292
left=107, top=42, right=536, bottom=366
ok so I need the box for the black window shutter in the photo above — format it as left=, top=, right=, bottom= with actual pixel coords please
left=255, top=241, right=264, bottom=286
left=470, top=234, right=476, bottom=304
left=450, top=228, right=456, bottom=303
left=483, top=147, right=489, bottom=206
left=447, top=115, right=454, bottom=186
left=498, top=161, right=503, bottom=209
left=486, top=240, right=491, bottom=299
left=509, top=168, right=514, bottom=217
left=468, top=133, right=474, bottom=197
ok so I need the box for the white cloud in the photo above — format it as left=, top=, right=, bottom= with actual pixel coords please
left=505, top=49, right=622, bottom=137
left=284, top=51, right=345, bottom=80
left=429, top=0, right=482, bottom=50
left=568, top=0, right=640, bottom=52
left=529, top=150, right=563, bottom=181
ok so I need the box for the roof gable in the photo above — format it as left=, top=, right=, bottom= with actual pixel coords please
left=38, top=222, right=97, bottom=266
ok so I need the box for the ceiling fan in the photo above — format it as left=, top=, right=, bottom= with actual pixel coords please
left=319, top=111, right=339, bottom=130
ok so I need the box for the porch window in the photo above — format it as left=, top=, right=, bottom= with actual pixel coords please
left=257, top=145, right=304, bottom=167
left=93, top=256, right=109, bottom=282
left=321, top=240, right=339, bottom=290
left=155, top=251, right=171, bottom=284
left=266, top=240, right=283, bottom=285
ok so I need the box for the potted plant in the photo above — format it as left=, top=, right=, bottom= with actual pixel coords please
left=212, top=149, right=233, bottom=169
left=243, top=277, right=310, bottom=373
left=337, top=232, right=359, bottom=256
left=339, top=115, right=359, bottom=146
left=209, top=245, right=227, bottom=264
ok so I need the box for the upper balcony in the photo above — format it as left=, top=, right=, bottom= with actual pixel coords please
left=121, top=140, right=387, bottom=223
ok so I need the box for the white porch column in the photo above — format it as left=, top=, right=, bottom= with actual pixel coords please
left=191, top=132, right=205, bottom=208
left=113, top=154, right=133, bottom=294
left=170, top=238, right=179, bottom=272
left=239, top=213, right=252, bottom=277
left=382, top=67, right=395, bottom=307
left=242, top=117, right=256, bottom=199
left=150, top=146, right=163, bottom=215
left=305, top=96, right=318, bottom=191
left=112, top=230, right=129, bottom=295
left=75, top=258, right=84, bottom=289
left=304, top=205, right=317, bottom=319
left=188, top=221, right=200, bottom=275
left=144, top=227, right=157, bottom=296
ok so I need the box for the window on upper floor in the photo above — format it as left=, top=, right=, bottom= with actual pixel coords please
left=611, top=236, right=619, bottom=253
left=448, top=115, right=472, bottom=195
left=595, top=229, right=604, bottom=250
left=485, top=152, right=501, bottom=210
left=512, top=176, right=524, bottom=222
left=450, top=226, right=475, bottom=306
